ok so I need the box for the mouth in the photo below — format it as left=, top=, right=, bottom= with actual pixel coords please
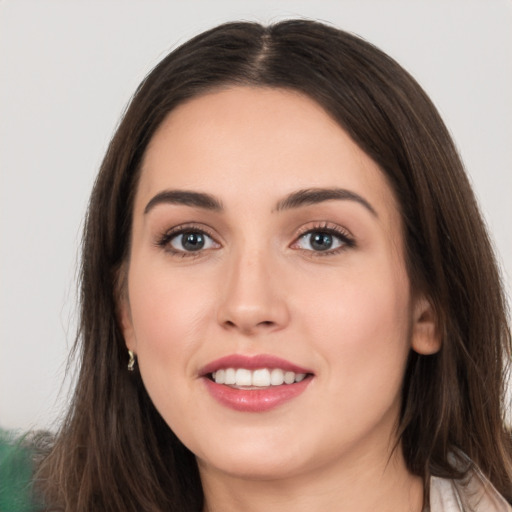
left=207, top=367, right=312, bottom=388
left=200, top=354, right=314, bottom=412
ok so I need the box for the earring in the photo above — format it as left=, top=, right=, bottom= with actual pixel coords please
left=127, top=350, right=136, bottom=372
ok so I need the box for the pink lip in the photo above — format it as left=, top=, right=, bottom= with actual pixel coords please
left=199, top=354, right=312, bottom=376
left=199, top=354, right=314, bottom=413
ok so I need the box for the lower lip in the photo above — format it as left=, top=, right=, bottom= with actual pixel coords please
left=202, top=376, right=312, bottom=412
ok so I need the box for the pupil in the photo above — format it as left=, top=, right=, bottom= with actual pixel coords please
left=311, top=232, right=332, bottom=251
left=183, top=232, right=205, bottom=251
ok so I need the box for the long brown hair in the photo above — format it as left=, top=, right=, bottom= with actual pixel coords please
left=36, top=20, right=512, bottom=510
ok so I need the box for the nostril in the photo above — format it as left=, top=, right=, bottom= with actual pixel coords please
left=221, top=318, right=276, bottom=333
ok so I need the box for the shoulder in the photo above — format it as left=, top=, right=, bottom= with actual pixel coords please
left=430, top=464, right=512, bottom=512
left=0, top=429, right=44, bottom=511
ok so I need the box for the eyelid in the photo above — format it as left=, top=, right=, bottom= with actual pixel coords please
left=291, top=222, right=356, bottom=253
left=155, top=223, right=221, bottom=254
left=154, top=221, right=354, bottom=256
left=294, top=221, right=353, bottom=239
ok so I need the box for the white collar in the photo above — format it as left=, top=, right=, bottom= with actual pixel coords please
left=430, top=465, right=511, bottom=511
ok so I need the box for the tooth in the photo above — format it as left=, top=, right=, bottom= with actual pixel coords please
left=284, top=371, right=295, bottom=384
left=252, top=368, right=271, bottom=387
left=235, top=368, right=252, bottom=386
left=225, top=368, right=236, bottom=385
left=270, top=368, right=284, bottom=385
left=214, top=369, right=226, bottom=384
left=213, top=367, right=307, bottom=387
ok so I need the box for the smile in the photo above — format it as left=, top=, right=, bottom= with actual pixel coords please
left=200, top=354, right=314, bottom=412
left=211, top=368, right=307, bottom=387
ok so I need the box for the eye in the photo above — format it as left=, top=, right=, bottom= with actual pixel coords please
left=156, top=225, right=220, bottom=255
left=296, top=231, right=343, bottom=252
left=292, top=225, right=354, bottom=254
left=169, top=230, right=217, bottom=252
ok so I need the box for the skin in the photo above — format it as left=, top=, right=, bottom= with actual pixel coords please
left=120, top=87, right=440, bottom=512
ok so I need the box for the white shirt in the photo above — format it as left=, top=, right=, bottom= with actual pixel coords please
left=430, top=467, right=511, bottom=511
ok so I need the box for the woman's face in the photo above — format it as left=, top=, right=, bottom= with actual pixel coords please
left=121, top=87, right=438, bottom=482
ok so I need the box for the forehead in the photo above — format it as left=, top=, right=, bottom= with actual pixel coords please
left=137, top=86, right=399, bottom=222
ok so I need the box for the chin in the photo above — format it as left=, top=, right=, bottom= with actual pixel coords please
left=200, top=455, right=306, bottom=481
left=194, top=439, right=312, bottom=481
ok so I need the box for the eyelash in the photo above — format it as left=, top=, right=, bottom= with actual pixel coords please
left=293, top=222, right=355, bottom=256
left=155, top=223, right=219, bottom=258
left=155, top=222, right=355, bottom=258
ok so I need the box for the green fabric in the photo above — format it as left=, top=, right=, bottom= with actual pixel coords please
left=0, top=430, right=40, bottom=512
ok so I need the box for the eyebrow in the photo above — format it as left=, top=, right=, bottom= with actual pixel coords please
left=274, top=188, right=377, bottom=216
left=144, top=187, right=377, bottom=217
left=144, top=190, right=223, bottom=214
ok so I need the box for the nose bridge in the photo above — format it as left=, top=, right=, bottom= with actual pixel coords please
left=217, top=238, right=289, bottom=334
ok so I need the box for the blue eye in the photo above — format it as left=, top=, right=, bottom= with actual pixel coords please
left=295, top=229, right=350, bottom=252
left=169, top=231, right=217, bottom=252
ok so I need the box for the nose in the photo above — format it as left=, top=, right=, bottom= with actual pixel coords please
left=216, top=247, right=290, bottom=336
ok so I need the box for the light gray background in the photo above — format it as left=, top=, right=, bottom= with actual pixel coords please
left=1, top=0, right=511, bottom=431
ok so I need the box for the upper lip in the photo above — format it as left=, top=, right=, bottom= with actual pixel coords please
left=199, top=354, right=313, bottom=376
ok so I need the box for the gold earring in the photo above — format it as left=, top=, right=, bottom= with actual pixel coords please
left=127, top=350, right=136, bottom=372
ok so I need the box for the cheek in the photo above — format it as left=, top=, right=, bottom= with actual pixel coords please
left=290, top=268, right=412, bottom=452
left=126, top=262, right=217, bottom=428
left=299, top=262, right=412, bottom=389
left=127, top=261, right=215, bottom=368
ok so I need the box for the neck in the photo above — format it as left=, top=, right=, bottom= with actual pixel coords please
left=199, top=444, right=424, bottom=512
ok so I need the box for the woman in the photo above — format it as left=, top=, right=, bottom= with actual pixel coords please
left=29, top=19, right=511, bottom=510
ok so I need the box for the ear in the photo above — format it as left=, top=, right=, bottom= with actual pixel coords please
left=410, top=295, right=441, bottom=355
left=117, top=288, right=137, bottom=353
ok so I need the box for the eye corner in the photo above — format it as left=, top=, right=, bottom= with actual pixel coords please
left=154, top=223, right=221, bottom=257
left=291, top=222, right=356, bottom=255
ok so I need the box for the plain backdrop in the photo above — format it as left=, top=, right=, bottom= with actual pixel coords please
left=1, top=0, right=511, bottom=431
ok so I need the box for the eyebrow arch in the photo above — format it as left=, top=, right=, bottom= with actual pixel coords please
left=144, top=190, right=223, bottom=214
left=274, top=187, right=377, bottom=216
